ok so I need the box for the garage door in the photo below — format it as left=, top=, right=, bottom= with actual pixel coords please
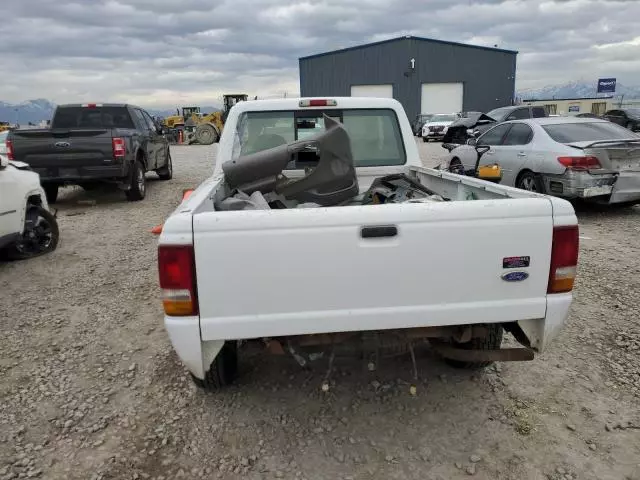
left=350, top=84, right=393, bottom=98
left=421, top=83, right=463, bottom=114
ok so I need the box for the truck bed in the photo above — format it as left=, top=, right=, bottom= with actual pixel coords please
left=169, top=165, right=574, bottom=347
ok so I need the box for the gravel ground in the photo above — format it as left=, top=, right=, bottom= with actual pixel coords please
left=1, top=140, right=639, bottom=480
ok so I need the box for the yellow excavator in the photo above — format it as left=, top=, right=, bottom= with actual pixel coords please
left=163, top=94, right=248, bottom=145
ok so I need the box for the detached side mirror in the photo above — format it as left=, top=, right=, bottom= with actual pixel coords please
left=466, top=138, right=477, bottom=146
left=0, top=154, right=8, bottom=169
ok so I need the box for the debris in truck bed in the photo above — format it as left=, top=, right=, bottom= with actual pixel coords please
left=216, top=190, right=271, bottom=211
left=221, top=115, right=358, bottom=206
left=361, top=174, right=444, bottom=205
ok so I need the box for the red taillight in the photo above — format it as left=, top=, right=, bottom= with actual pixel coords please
left=82, top=103, right=102, bottom=108
left=112, top=137, right=125, bottom=160
left=158, top=245, right=198, bottom=316
left=548, top=226, right=579, bottom=294
left=182, top=189, right=194, bottom=201
left=557, top=156, right=600, bottom=170
left=6, top=139, right=14, bottom=161
left=299, top=99, right=337, bottom=107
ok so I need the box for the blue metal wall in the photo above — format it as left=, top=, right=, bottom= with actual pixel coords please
left=299, top=37, right=517, bottom=122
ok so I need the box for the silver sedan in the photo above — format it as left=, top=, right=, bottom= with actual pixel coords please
left=445, top=117, right=640, bottom=204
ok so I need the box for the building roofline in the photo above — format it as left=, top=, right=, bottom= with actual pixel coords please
left=299, top=35, right=518, bottom=61
left=521, top=96, right=614, bottom=102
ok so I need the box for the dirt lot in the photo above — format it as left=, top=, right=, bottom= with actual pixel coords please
left=1, top=140, right=639, bottom=480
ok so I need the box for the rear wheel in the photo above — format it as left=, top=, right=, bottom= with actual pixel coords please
left=190, top=341, right=238, bottom=391
left=125, top=160, right=146, bottom=201
left=43, top=185, right=59, bottom=204
left=516, top=170, right=543, bottom=193
left=157, top=152, right=173, bottom=180
left=8, top=206, right=59, bottom=260
left=444, top=324, right=504, bottom=369
left=195, top=124, right=218, bottom=145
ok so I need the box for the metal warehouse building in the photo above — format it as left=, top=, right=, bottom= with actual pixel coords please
left=299, top=36, right=518, bottom=122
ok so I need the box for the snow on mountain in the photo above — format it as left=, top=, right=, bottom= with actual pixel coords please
left=0, top=99, right=57, bottom=125
left=517, top=81, right=640, bottom=100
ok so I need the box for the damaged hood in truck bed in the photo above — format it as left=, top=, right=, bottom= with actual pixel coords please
left=222, top=115, right=359, bottom=206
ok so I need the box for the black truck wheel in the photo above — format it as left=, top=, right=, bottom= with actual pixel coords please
left=157, top=152, right=173, bottom=180
left=444, top=324, right=504, bottom=369
left=125, top=161, right=146, bottom=201
left=9, top=206, right=59, bottom=260
left=190, top=342, right=238, bottom=391
left=44, top=185, right=59, bottom=204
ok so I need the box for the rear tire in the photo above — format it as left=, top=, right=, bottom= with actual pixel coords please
left=190, top=342, right=238, bottom=391
left=125, top=160, right=146, bottom=201
left=444, top=324, right=504, bottom=369
left=195, top=123, right=218, bottom=145
left=43, top=185, right=59, bottom=204
left=516, top=170, right=544, bottom=193
left=157, top=152, right=173, bottom=180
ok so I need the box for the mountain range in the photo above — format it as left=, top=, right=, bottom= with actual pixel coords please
left=2, top=81, right=639, bottom=124
left=0, top=100, right=221, bottom=125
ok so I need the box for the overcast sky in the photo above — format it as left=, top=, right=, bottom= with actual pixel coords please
left=2, top=0, right=639, bottom=107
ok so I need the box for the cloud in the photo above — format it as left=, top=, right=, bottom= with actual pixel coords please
left=1, top=0, right=640, bottom=107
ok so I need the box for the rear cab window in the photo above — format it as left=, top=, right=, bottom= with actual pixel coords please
left=232, top=108, right=406, bottom=167
left=542, top=122, right=639, bottom=143
left=52, top=106, right=135, bottom=129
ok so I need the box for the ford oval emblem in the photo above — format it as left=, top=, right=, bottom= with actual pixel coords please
left=502, top=271, right=529, bottom=282
left=55, top=141, right=71, bottom=148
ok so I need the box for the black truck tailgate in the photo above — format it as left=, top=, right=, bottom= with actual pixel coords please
left=11, top=128, right=114, bottom=168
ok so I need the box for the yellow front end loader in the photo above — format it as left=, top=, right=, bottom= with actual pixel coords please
left=162, top=94, right=248, bottom=145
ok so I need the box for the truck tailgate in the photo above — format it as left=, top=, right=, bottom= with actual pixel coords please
left=194, top=198, right=554, bottom=341
left=11, top=128, right=114, bottom=169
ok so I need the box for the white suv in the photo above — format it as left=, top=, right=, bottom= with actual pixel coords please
left=422, top=113, right=461, bottom=142
left=0, top=154, right=59, bottom=259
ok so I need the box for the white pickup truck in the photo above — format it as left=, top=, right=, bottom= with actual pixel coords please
left=158, top=97, right=579, bottom=390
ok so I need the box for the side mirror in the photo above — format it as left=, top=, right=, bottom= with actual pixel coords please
left=466, top=138, right=477, bottom=146
left=0, top=154, right=8, bottom=169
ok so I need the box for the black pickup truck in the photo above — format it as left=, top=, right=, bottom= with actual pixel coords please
left=8, top=103, right=172, bottom=202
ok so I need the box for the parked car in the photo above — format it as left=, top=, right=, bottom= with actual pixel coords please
left=443, top=105, right=548, bottom=144
left=444, top=117, right=640, bottom=205
left=603, top=109, right=640, bottom=131
left=0, top=154, right=59, bottom=259
left=421, top=113, right=460, bottom=142
left=411, top=114, right=434, bottom=136
left=8, top=103, right=173, bottom=203
left=157, top=96, right=578, bottom=390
